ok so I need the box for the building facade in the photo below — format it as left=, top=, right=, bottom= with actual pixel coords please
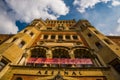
left=0, top=19, right=120, bottom=80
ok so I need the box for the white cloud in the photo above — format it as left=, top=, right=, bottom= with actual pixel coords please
left=112, top=0, right=120, bottom=6
left=73, top=0, right=120, bottom=36
left=0, top=13, right=18, bottom=34
left=73, top=0, right=120, bottom=13
left=116, top=18, right=120, bottom=33
left=0, top=0, right=18, bottom=34
left=73, top=0, right=100, bottom=13
left=5, top=0, right=69, bottom=22
left=0, top=0, right=69, bottom=34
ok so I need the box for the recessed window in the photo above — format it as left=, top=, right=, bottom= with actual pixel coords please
left=73, top=35, right=78, bottom=40
left=96, top=79, right=102, bottom=80
left=94, top=30, right=99, bottom=34
left=58, top=35, right=63, bottom=40
left=19, top=40, right=25, bottom=48
left=51, top=35, right=55, bottom=39
left=44, top=35, right=48, bottom=39
left=30, top=32, right=34, bottom=37
left=23, top=29, right=28, bottom=33
left=69, top=28, right=75, bottom=30
left=87, top=33, right=92, bottom=37
left=0, top=59, right=8, bottom=71
left=47, top=27, right=52, bottom=30
left=11, top=37, right=18, bottom=42
left=65, top=35, right=70, bottom=40
left=110, top=58, right=120, bottom=74
left=104, top=39, right=113, bottom=45
left=95, top=42, right=103, bottom=49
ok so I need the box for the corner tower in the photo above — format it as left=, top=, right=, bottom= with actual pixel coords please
left=77, top=19, right=120, bottom=80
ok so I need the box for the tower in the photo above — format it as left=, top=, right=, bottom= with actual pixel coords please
left=0, top=19, right=120, bottom=80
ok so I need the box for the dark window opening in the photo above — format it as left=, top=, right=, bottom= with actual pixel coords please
left=104, top=39, right=113, bottom=45
left=44, top=35, right=48, bottom=39
left=58, top=35, right=63, bottom=40
left=0, top=59, right=8, bottom=71
left=87, top=33, right=92, bottom=37
left=69, top=27, right=75, bottom=30
left=47, top=27, right=52, bottom=30
left=31, top=48, right=46, bottom=58
left=12, top=38, right=18, bottom=42
left=30, top=32, right=34, bottom=37
left=51, top=35, right=55, bottom=39
left=16, top=77, right=23, bottom=80
left=73, top=35, right=78, bottom=40
left=95, top=42, right=103, bottom=49
left=96, top=79, right=102, bottom=80
left=110, top=58, right=120, bottom=74
left=24, top=29, right=28, bottom=33
left=94, top=30, right=99, bottom=34
left=65, top=35, right=70, bottom=40
left=19, top=40, right=25, bottom=48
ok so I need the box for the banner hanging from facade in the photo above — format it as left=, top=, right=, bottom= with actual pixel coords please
left=27, top=58, right=93, bottom=64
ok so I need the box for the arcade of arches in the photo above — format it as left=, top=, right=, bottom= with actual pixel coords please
left=25, top=46, right=103, bottom=68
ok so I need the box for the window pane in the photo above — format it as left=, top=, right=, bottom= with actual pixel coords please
left=87, top=33, right=92, bottom=37
left=58, top=35, right=63, bottom=40
left=95, top=42, right=103, bottom=49
left=104, top=39, right=112, bottom=45
left=30, top=32, right=34, bottom=37
left=19, top=41, right=25, bottom=48
left=51, top=35, right=55, bottom=39
left=66, top=35, right=70, bottom=40
left=44, top=35, right=48, bottom=39
left=12, top=38, right=18, bottom=42
left=73, top=35, right=78, bottom=40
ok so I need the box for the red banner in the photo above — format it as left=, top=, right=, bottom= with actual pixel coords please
left=27, top=58, right=93, bottom=65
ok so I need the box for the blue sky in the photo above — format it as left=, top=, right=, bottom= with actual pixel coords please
left=0, top=0, right=120, bottom=35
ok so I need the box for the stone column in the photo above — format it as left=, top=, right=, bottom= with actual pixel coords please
left=18, top=53, right=28, bottom=65
left=70, top=35, right=73, bottom=40
left=40, top=34, right=44, bottom=39
left=48, top=35, right=51, bottom=40
left=69, top=50, right=75, bottom=67
left=63, top=35, right=66, bottom=40
left=56, top=35, right=58, bottom=40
